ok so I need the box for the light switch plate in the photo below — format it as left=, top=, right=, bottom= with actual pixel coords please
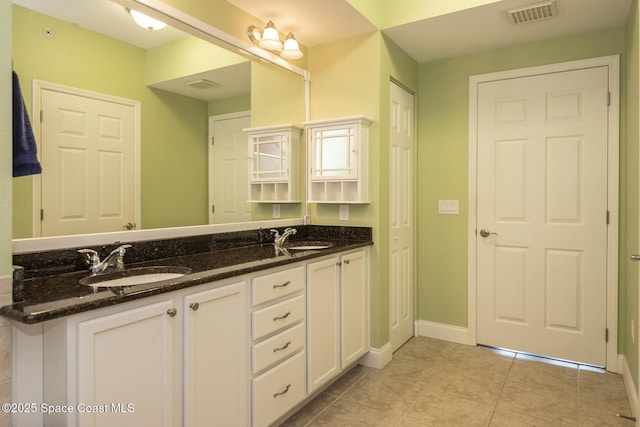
left=438, top=200, right=459, bottom=215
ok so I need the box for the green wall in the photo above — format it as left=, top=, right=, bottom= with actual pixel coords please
left=308, top=32, right=383, bottom=346
left=417, top=28, right=627, bottom=327
left=307, top=31, right=418, bottom=347
left=208, top=94, right=250, bottom=116
left=1, top=0, right=11, bottom=276
left=625, top=0, right=640, bottom=390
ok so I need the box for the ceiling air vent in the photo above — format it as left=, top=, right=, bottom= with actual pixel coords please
left=508, top=0, right=557, bottom=24
left=185, top=79, right=221, bottom=90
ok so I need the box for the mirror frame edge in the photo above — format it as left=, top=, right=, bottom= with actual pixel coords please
left=13, top=218, right=304, bottom=254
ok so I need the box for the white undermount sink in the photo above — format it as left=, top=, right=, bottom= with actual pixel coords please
left=79, top=266, right=192, bottom=288
left=284, top=241, right=335, bottom=251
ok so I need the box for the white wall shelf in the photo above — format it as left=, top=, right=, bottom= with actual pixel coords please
left=305, top=116, right=371, bottom=204
left=245, top=124, right=302, bottom=203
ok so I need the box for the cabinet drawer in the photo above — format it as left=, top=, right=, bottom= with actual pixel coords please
left=252, top=351, right=306, bottom=427
left=252, top=266, right=305, bottom=306
left=252, top=295, right=304, bottom=340
left=252, top=323, right=305, bottom=374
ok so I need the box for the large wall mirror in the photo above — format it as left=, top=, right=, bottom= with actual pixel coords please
left=11, top=0, right=307, bottom=245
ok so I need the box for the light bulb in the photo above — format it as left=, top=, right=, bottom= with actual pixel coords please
left=281, top=33, right=303, bottom=59
left=259, top=21, right=283, bottom=51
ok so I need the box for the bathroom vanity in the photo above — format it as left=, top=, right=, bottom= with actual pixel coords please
left=3, top=225, right=372, bottom=427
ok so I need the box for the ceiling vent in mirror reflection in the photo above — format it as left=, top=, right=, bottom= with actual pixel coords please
left=508, top=0, right=557, bottom=25
left=247, top=20, right=303, bottom=60
left=185, top=79, right=221, bottom=90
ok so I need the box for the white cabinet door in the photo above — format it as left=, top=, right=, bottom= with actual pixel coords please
left=341, top=250, right=369, bottom=367
left=76, top=299, right=178, bottom=427
left=306, top=257, right=340, bottom=393
left=183, top=281, right=247, bottom=427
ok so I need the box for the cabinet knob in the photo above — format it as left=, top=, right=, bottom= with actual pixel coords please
left=336, top=262, right=342, bottom=267
left=190, top=302, right=199, bottom=311
left=344, top=259, right=350, bottom=265
left=166, top=308, right=177, bottom=317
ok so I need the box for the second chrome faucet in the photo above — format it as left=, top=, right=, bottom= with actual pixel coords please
left=271, top=227, right=297, bottom=247
left=78, top=244, right=132, bottom=276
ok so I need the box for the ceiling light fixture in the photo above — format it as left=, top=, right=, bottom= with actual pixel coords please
left=248, top=21, right=303, bottom=60
left=127, top=8, right=167, bottom=31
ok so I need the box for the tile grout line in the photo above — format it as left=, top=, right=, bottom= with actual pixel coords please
left=397, top=384, right=429, bottom=426
left=301, top=367, right=373, bottom=426
left=485, top=351, right=518, bottom=426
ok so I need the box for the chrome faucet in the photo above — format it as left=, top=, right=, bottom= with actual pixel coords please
left=271, top=227, right=297, bottom=247
left=78, top=244, right=132, bottom=276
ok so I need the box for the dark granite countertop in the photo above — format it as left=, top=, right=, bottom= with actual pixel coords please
left=2, top=226, right=373, bottom=324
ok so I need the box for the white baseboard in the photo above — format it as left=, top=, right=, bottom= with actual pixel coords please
left=416, top=320, right=474, bottom=345
left=621, top=354, right=638, bottom=419
left=359, top=342, right=392, bottom=369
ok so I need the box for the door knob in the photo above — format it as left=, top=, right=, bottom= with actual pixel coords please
left=631, top=255, right=640, bottom=262
left=479, top=228, right=498, bottom=238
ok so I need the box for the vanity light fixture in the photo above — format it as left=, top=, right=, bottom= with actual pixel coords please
left=127, top=8, right=167, bottom=31
left=248, top=21, right=303, bottom=60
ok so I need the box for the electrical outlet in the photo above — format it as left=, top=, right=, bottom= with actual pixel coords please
left=339, top=205, right=349, bottom=221
left=272, top=204, right=281, bottom=219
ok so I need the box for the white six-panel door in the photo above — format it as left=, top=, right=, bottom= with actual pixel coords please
left=390, top=81, right=415, bottom=352
left=39, top=85, right=138, bottom=237
left=476, top=66, right=609, bottom=366
left=208, top=112, right=251, bottom=224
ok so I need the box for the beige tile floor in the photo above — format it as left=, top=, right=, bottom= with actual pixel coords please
left=282, top=337, right=635, bottom=426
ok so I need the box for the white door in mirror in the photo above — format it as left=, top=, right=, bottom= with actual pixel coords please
left=40, top=86, right=138, bottom=237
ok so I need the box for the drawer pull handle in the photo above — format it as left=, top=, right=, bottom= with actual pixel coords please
left=273, top=311, right=292, bottom=321
left=189, top=302, right=199, bottom=311
left=273, top=384, right=291, bottom=398
left=273, top=341, right=292, bottom=353
left=166, top=308, right=177, bottom=317
left=273, top=280, right=291, bottom=289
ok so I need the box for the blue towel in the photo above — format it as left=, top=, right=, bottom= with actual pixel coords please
left=12, top=70, right=42, bottom=177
